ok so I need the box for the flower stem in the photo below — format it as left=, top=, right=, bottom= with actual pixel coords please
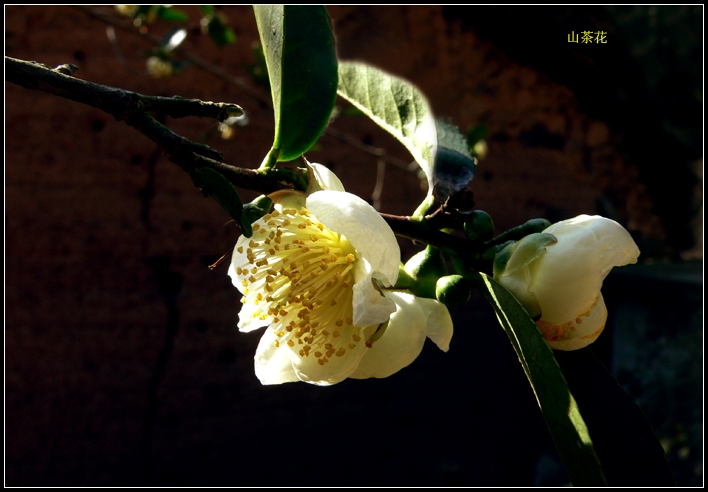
left=257, top=146, right=281, bottom=173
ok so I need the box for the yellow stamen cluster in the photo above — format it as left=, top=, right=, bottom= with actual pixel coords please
left=235, top=207, right=364, bottom=366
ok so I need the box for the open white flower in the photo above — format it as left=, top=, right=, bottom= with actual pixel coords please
left=229, top=163, right=453, bottom=385
left=494, top=215, right=640, bottom=351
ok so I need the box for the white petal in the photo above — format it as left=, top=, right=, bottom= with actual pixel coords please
left=416, top=295, right=454, bottom=352
left=254, top=329, right=301, bottom=385
left=227, top=242, right=248, bottom=294
left=307, top=162, right=345, bottom=192
left=495, top=234, right=557, bottom=319
left=497, top=265, right=541, bottom=319
left=546, top=215, right=639, bottom=279
left=235, top=299, right=271, bottom=333
left=528, top=225, right=602, bottom=325
left=227, top=243, right=270, bottom=332
left=533, top=215, right=639, bottom=325
left=350, top=291, right=428, bottom=379
left=546, top=294, right=608, bottom=351
left=351, top=258, right=397, bottom=326
left=290, top=336, right=370, bottom=386
left=306, top=190, right=400, bottom=286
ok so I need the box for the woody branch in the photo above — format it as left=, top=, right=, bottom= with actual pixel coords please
left=5, top=55, right=478, bottom=258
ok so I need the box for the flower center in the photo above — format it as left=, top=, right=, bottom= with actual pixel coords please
left=234, top=207, right=366, bottom=366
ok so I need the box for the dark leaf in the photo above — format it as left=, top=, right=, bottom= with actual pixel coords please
left=555, top=349, right=675, bottom=486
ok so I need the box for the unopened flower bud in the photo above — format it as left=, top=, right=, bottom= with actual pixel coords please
left=435, top=275, right=472, bottom=307
left=462, top=210, right=495, bottom=242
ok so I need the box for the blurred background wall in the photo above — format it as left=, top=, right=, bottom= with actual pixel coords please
left=5, top=5, right=703, bottom=486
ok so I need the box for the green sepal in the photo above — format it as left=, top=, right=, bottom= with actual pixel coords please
left=492, top=232, right=557, bottom=279
left=435, top=274, right=472, bottom=307
left=403, top=245, right=448, bottom=299
left=485, top=218, right=552, bottom=247
left=241, top=195, right=274, bottom=237
left=480, top=240, right=516, bottom=262
left=193, top=166, right=244, bottom=229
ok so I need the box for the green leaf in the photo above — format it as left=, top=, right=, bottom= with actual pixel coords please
left=254, top=5, right=338, bottom=163
left=158, top=6, right=189, bottom=23
left=205, top=14, right=236, bottom=48
left=337, top=61, right=437, bottom=190
left=193, top=167, right=246, bottom=234
left=461, top=267, right=607, bottom=486
left=436, top=118, right=475, bottom=159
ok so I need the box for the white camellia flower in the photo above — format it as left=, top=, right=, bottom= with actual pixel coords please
left=228, top=163, right=453, bottom=385
left=494, top=215, right=640, bottom=351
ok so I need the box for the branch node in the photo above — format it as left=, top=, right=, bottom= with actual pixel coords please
left=53, top=63, right=80, bottom=76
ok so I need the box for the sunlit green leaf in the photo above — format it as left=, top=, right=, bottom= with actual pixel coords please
left=254, top=5, right=338, bottom=163
left=337, top=61, right=437, bottom=190
left=458, top=266, right=607, bottom=486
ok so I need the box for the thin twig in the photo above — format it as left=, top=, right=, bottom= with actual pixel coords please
left=5, top=57, right=242, bottom=122
left=371, top=158, right=386, bottom=211
left=7, top=54, right=476, bottom=255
